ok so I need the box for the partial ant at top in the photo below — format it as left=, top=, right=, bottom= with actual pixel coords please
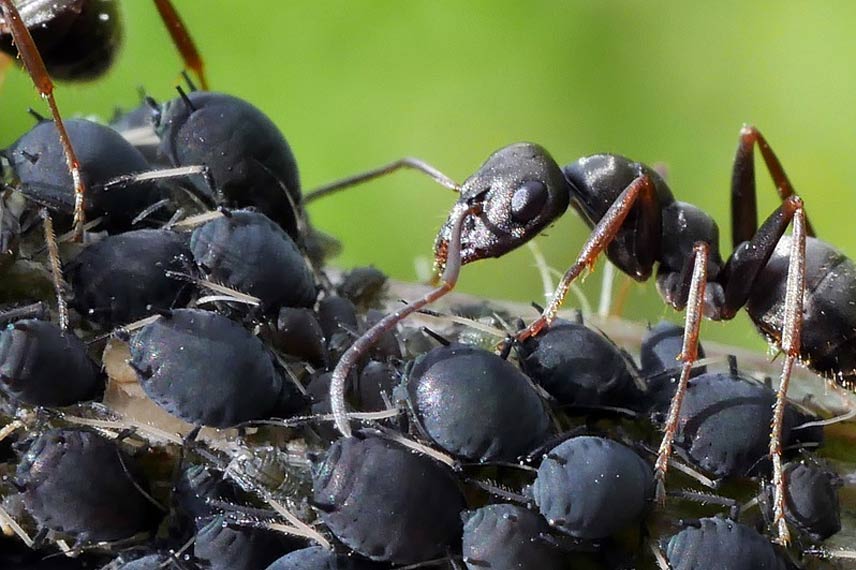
left=0, top=0, right=208, bottom=240
left=311, top=125, right=844, bottom=546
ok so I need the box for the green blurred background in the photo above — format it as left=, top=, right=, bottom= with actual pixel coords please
left=2, top=1, right=856, bottom=352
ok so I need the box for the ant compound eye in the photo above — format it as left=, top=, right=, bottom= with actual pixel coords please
left=511, top=181, right=548, bottom=224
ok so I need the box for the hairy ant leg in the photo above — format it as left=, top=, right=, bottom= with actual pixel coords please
left=330, top=203, right=479, bottom=438
left=514, top=173, right=659, bottom=341
left=731, top=124, right=816, bottom=245
left=153, top=0, right=209, bottom=90
left=653, top=242, right=709, bottom=502
left=0, top=0, right=86, bottom=239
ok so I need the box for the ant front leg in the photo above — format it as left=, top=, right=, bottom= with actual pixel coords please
left=329, top=203, right=481, bottom=438
left=731, top=125, right=815, bottom=247
left=515, top=173, right=658, bottom=342
left=0, top=0, right=87, bottom=240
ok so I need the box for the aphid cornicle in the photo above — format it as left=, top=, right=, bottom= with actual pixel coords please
left=317, top=126, right=831, bottom=545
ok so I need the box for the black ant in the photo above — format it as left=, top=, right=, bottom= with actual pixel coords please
left=311, top=127, right=831, bottom=546
left=0, top=0, right=206, bottom=239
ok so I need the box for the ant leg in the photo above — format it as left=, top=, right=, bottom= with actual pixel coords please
left=514, top=174, right=657, bottom=342
left=768, top=203, right=807, bottom=546
left=329, top=203, right=481, bottom=438
left=719, top=196, right=807, bottom=544
left=731, top=125, right=815, bottom=247
left=39, top=208, right=68, bottom=330
left=304, top=157, right=460, bottom=203
left=653, top=242, right=709, bottom=503
left=0, top=0, right=87, bottom=240
left=152, top=0, right=209, bottom=90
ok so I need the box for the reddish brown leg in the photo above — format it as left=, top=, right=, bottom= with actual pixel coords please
left=329, top=203, right=481, bottom=438
left=653, top=242, right=709, bottom=503
left=153, top=0, right=209, bottom=90
left=769, top=201, right=807, bottom=546
left=731, top=125, right=815, bottom=247
left=515, top=174, right=656, bottom=342
left=0, top=0, right=87, bottom=240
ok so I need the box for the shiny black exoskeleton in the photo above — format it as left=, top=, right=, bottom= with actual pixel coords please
left=528, top=435, right=653, bottom=540
left=311, top=434, right=465, bottom=564
left=128, top=308, right=305, bottom=428
left=399, top=343, right=550, bottom=462
left=154, top=91, right=302, bottom=238
left=0, top=0, right=122, bottom=81
left=15, top=427, right=159, bottom=543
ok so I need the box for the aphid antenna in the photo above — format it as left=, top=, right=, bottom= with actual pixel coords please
left=396, top=556, right=457, bottom=570
left=597, top=257, right=617, bottom=318
left=526, top=240, right=556, bottom=304
left=0, top=418, right=23, bottom=443
left=271, top=353, right=309, bottom=397
left=56, top=409, right=184, bottom=446
left=132, top=198, right=173, bottom=226
left=0, top=301, right=48, bottom=326
left=115, top=450, right=168, bottom=513
left=237, top=408, right=403, bottom=431
left=0, top=503, right=33, bottom=547
left=637, top=442, right=718, bottom=489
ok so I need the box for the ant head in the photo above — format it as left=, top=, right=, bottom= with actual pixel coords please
left=433, top=143, right=570, bottom=272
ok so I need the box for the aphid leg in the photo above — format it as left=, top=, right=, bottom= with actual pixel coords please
left=653, top=242, right=709, bottom=503
left=152, top=0, right=209, bottom=90
left=0, top=503, right=33, bottom=547
left=39, top=208, right=68, bottom=330
left=731, top=124, right=815, bottom=247
left=0, top=0, right=87, bottom=240
left=102, top=165, right=217, bottom=209
left=329, top=204, right=480, bottom=438
left=0, top=301, right=48, bottom=326
left=515, top=174, right=657, bottom=342
left=768, top=202, right=807, bottom=546
left=304, top=157, right=460, bottom=203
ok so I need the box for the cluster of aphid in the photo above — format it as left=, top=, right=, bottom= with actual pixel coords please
left=0, top=2, right=853, bottom=569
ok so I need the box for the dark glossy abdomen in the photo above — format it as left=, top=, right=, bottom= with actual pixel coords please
left=746, top=236, right=856, bottom=389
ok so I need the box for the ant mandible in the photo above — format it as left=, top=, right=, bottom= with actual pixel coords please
left=310, top=127, right=831, bottom=546
left=0, top=0, right=207, bottom=240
